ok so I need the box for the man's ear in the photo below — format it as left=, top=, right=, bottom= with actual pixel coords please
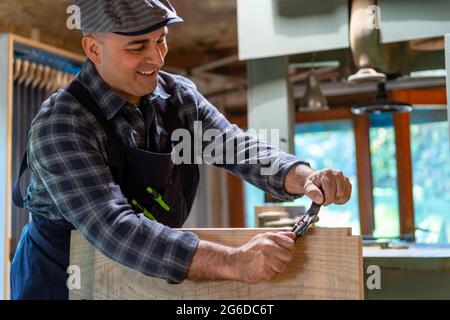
left=82, top=35, right=102, bottom=65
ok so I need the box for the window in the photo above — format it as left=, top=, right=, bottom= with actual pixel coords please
left=370, top=125, right=400, bottom=239
left=411, top=120, right=450, bottom=243
left=243, top=108, right=450, bottom=244
left=244, top=120, right=360, bottom=234
left=368, top=108, right=450, bottom=243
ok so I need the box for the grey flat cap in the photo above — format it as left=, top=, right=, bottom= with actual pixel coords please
left=75, top=0, right=183, bottom=35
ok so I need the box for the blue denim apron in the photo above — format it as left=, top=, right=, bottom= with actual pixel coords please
left=11, top=80, right=199, bottom=299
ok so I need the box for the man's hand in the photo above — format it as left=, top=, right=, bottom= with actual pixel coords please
left=187, top=232, right=296, bottom=283
left=231, top=231, right=296, bottom=283
left=284, top=164, right=352, bottom=205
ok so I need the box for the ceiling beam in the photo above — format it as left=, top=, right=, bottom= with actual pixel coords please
left=190, top=54, right=239, bottom=74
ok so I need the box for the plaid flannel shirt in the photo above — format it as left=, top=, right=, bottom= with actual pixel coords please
left=24, top=59, right=308, bottom=283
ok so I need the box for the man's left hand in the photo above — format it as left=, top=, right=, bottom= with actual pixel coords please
left=284, top=165, right=352, bottom=206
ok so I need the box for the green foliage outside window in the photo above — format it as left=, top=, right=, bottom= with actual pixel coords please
left=244, top=115, right=450, bottom=244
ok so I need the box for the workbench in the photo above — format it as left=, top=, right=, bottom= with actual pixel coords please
left=363, top=243, right=450, bottom=300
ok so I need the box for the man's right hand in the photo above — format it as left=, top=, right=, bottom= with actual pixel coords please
left=230, top=231, right=296, bottom=283
left=187, top=231, right=296, bottom=283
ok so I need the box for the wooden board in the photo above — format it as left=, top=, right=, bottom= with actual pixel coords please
left=69, top=228, right=363, bottom=300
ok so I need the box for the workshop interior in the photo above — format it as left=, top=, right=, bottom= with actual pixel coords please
left=0, top=0, right=450, bottom=300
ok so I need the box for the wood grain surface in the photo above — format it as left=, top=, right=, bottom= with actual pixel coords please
left=69, top=227, right=363, bottom=300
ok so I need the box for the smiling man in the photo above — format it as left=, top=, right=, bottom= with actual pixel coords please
left=82, top=30, right=168, bottom=106
left=10, top=0, right=352, bottom=300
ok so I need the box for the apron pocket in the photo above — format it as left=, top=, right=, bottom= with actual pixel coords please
left=145, top=180, right=189, bottom=228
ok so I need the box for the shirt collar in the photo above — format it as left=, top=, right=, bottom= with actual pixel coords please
left=76, top=59, right=171, bottom=120
left=150, top=82, right=171, bottom=101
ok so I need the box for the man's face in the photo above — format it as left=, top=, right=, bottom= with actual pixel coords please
left=83, top=27, right=169, bottom=105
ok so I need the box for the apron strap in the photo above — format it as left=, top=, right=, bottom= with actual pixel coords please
left=12, top=81, right=126, bottom=209
left=151, top=96, right=197, bottom=164
left=151, top=96, right=184, bottom=138
left=66, top=81, right=125, bottom=184
left=66, top=81, right=119, bottom=145
left=12, top=152, right=29, bottom=208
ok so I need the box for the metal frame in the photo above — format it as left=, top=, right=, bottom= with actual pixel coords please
left=246, top=56, right=295, bottom=154
left=380, top=0, right=450, bottom=44
left=0, top=33, right=85, bottom=300
left=237, top=0, right=349, bottom=60
left=445, top=34, right=450, bottom=151
left=0, top=33, right=14, bottom=301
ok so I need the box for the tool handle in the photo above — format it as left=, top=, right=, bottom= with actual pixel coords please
left=293, top=200, right=322, bottom=241
left=306, top=201, right=321, bottom=216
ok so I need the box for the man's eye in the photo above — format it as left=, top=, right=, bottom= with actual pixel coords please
left=157, top=37, right=166, bottom=44
left=128, top=46, right=144, bottom=53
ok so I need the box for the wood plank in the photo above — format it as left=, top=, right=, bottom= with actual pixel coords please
left=226, top=114, right=247, bottom=129
left=228, top=106, right=353, bottom=128
left=295, top=106, right=352, bottom=123
left=352, top=114, right=375, bottom=236
left=393, top=112, right=415, bottom=241
left=392, top=87, right=446, bottom=105
left=69, top=228, right=363, bottom=300
left=227, top=87, right=447, bottom=128
left=11, top=33, right=86, bottom=62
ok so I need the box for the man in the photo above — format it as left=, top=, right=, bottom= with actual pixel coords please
left=11, top=0, right=352, bottom=300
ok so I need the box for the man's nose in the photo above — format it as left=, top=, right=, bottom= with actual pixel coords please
left=144, top=44, right=165, bottom=67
